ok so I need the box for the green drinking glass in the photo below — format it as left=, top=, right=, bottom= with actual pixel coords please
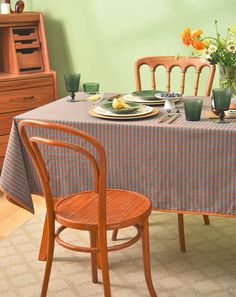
left=212, top=88, right=232, bottom=124
left=184, top=99, right=203, bottom=121
left=83, top=82, right=100, bottom=94
left=64, top=73, right=81, bottom=102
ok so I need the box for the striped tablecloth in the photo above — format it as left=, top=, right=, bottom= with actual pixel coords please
left=1, top=94, right=236, bottom=216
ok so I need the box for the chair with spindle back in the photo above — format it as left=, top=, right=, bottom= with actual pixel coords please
left=134, top=56, right=215, bottom=95
left=18, top=119, right=157, bottom=297
left=112, top=56, right=216, bottom=252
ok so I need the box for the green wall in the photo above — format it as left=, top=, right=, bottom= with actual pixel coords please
left=28, top=0, right=236, bottom=97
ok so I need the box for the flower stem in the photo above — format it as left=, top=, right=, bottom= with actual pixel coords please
left=215, top=20, right=221, bottom=41
left=202, top=36, right=218, bottom=42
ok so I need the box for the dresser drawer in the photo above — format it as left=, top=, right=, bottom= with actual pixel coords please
left=0, top=75, right=55, bottom=91
left=0, top=111, right=22, bottom=136
left=0, top=135, right=9, bottom=158
left=0, top=85, right=55, bottom=113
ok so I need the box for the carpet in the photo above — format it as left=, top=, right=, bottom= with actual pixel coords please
left=1, top=211, right=236, bottom=297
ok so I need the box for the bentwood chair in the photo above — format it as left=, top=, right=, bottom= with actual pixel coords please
left=18, top=120, right=157, bottom=297
left=112, top=56, right=216, bottom=252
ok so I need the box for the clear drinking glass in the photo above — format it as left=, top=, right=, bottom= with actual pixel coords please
left=87, top=92, right=104, bottom=110
left=64, top=73, right=81, bottom=102
left=212, top=88, right=231, bottom=124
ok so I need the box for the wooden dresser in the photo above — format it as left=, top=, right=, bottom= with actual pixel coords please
left=0, top=12, right=57, bottom=169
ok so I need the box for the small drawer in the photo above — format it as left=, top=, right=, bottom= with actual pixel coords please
left=0, top=135, right=9, bottom=158
left=0, top=85, right=55, bottom=113
left=13, top=26, right=38, bottom=41
left=15, top=41, right=40, bottom=50
left=0, top=111, right=22, bottom=136
left=17, top=49, right=42, bottom=72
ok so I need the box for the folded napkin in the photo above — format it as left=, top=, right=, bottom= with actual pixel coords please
left=206, top=110, right=236, bottom=119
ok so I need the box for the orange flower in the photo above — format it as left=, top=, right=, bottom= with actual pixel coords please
left=181, top=28, right=192, bottom=46
left=190, top=29, right=203, bottom=39
left=191, top=40, right=205, bottom=50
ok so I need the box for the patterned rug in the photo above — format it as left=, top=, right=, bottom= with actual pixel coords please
left=1, top=211, right=236, bottom=297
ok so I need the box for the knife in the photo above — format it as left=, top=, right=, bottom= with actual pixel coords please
left=167, top=114, right=181, bottom=124
left=106, top=94, right=122, bottom=101
left=156, top=113, right=172, bottom=123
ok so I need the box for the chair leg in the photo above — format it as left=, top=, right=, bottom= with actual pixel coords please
left=38, top=215, right=48, bottom=261
left=111, top=229, right=118, bottom=241
left=89, top=231, right=98, bottom=283
left=178, top=214, right=186, bottom=252
left=96, top=233, right=101, bottom=270
left=203, top=215, right=210, bottom=225
left=98, top=229, right=111, bottom=297
left=40, top=218, right=55, bottom=297
left=141, top=219, right=158, bottom=297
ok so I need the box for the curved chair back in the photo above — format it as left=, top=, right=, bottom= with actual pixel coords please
left=18, top=120, right=107, bottom=227
left=135, top=56, right=216, bottom=96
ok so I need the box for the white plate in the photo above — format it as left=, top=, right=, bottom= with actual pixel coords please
left=123, top=94, right=165, bottom=105
left=89, top=108, right=159, bottom=120
left=225, top=110, right=236, bottom=118
left=94, top=105, right=153, bottom=117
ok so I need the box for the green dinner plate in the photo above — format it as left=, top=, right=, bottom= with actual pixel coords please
left=132, top=90, right=167, bottom=100
left=101, top=102, right=142, bottom=114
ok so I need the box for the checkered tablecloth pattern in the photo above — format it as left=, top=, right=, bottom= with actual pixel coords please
left=1, top=94, right=236, bottom=216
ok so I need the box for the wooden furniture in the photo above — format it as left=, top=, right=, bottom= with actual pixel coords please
left=18, top=120, right=157, bottom=297
left=0, top=12, right=57, bottom=169
left=134, top=56, right=215, bottom=95
left=131, top=56, right=216, bottom=252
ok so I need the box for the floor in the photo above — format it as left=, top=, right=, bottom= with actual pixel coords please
left=0, top=192, right=45, bottom=240
left=1, top=209, right=236, bottom=297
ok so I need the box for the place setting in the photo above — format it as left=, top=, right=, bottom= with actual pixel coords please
left=123, top=90, right=182, bottom=106
left=88, top=94, right=159, bottom=120
left=87, top=90, right=184, bottom=120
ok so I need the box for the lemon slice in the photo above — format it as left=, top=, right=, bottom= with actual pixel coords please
left=87, top=94, right=101, bottom=102
left=112, top=97, right=131, bottom=110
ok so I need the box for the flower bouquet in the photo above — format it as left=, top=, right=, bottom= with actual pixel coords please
left=181, top=21, right=236, bottom=98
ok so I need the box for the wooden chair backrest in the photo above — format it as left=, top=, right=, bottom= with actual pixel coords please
left=134, top=56, right=216, bottom=96
left=18, top=119, right=107, bottom=226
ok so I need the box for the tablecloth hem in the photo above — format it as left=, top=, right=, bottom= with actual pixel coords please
left=153, top=207, right=236, bottom=218
left=0, top=185, right=35, bottom=214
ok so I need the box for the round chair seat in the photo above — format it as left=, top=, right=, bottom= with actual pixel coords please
left=55, top=189, right=152, bottom=230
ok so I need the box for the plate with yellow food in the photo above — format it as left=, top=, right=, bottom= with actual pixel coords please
left=101, top=97, right=143, bottom=114
left=94, top=97, right=153, bottom=117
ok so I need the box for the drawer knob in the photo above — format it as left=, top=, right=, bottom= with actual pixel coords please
left=23, top=96, right=35, bottom=101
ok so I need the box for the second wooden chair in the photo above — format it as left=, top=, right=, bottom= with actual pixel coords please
left=113, top=56, right=216, bottom=252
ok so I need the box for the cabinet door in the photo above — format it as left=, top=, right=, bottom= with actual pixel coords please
left=0, top=85, right=55, bottom=113
left=0, top=135, right=9, bottom=159
left=0, top=111, right=22, bottom=136
left=0, top=157, right=4, bottom=169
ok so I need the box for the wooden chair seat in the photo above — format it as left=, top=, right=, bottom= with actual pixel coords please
left=55, top=189, right=152, bottom=230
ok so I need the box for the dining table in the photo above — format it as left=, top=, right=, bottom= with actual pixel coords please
left=0, top=93, right=236, bottom=218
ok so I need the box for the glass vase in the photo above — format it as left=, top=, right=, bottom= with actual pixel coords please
left=219, top=64, right=236, bottom=98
